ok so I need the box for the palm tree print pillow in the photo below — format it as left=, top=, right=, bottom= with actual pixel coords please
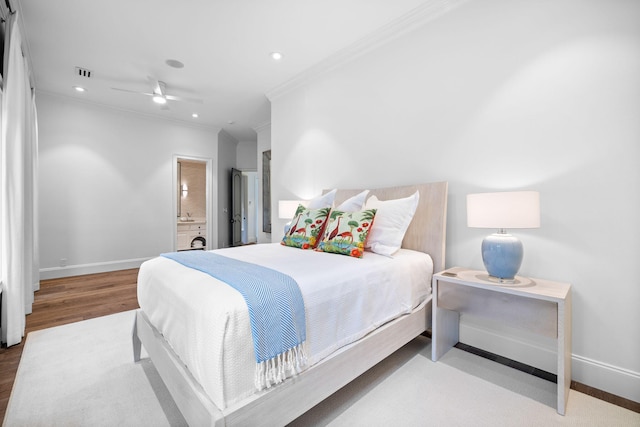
left=281, top=205, right=331, bottom=249
left=316, top=209, right=377, bottom=258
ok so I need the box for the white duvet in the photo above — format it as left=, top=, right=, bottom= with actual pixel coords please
left=137, top=243, right=432, bottom=410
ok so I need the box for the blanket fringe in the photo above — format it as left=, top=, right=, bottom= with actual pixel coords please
left=255, top=343, right=308, bottom=390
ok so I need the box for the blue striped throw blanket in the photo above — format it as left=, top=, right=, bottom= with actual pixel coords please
left=161, top=251, right=307, bottom=389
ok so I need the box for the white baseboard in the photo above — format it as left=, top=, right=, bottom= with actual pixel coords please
left=460, top=322, right=640, bottom=403
left=39, top=257, right=151, bottom=280
left=571, top=354, right=640, bottom=403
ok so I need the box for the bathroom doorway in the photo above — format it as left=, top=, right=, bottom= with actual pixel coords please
left=174, top=156, right=212, bottom=251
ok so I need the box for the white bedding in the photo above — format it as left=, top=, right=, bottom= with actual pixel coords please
left=137, top=243, right=432, bottom=410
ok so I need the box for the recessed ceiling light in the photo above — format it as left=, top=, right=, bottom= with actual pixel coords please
left=73, top=86, right=86, bottom=92
left=270, top=52, right=283, bottom=61
left=227, top=120, right=235, bottom=125
left=192, top=113, right=199, bottom=118
left=165, top=59, right=185, bottom=69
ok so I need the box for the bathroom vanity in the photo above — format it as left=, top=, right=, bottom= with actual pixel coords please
left=177, top=220, right=207, bottom=251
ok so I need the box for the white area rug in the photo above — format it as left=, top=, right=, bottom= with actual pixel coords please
left=4, top=310, right=639, bottom=426
left=4, top=311, right=186, bottom=427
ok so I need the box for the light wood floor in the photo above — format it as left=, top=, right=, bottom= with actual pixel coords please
left=0, top=268, right=140, bottom=423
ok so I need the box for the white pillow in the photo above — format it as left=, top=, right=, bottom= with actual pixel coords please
left=364, top=191, right=420, bottom=256
left=335, top=190, right=369, bottom=212
left=307, top=189, right=337, bottom=209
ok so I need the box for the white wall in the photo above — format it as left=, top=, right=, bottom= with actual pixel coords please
left=235, top=141, right=258, bottom=244
left=236, top=140, right=258, bottom=170
left=216, top=131, right=238, bottom=248
left=37, top=92, right=220, bottom=277
left=269, top=0, right=640, bottom=401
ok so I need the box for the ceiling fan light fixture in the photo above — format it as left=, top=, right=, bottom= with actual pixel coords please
left=152, top=94, right=167, bottom=104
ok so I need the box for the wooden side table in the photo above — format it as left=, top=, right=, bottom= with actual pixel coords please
left=431, top=268, right=572, bottom=415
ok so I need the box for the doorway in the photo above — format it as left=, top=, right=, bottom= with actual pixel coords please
left=174, top=156, right=212, bottom=251
left=230, top=169, right=258, bottom=246
left=243, top=171, right=259, bottom=244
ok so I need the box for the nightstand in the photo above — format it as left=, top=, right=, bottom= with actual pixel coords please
left=431, top=267, right=572, bottom=415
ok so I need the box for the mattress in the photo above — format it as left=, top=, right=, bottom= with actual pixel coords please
left=137, top=243, right=433, bottom=410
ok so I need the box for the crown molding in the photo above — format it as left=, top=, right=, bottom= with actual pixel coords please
left=252, top=120, right=271, bottom=133
left=266, top=0, right=468, bottom=101
left=218, top=129, right=239, bottom=145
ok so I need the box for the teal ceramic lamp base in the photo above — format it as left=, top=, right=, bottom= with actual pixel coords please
left=481, top=230, right=523, bottom=283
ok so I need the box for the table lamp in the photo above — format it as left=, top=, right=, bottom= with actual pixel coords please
left=279, top=200, right=304, bottom=235
left=466, top=191, right=540, bottom=282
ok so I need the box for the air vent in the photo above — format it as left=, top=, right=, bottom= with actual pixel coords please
left=75, top=67, right=92, bottom=78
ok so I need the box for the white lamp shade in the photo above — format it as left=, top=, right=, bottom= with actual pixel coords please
left=278, top=200, right=304, bottom=219
left=467, top=191, right=540, bottom=229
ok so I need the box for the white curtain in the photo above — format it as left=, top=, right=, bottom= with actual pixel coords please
left=1, top=11, right=39, bottom=347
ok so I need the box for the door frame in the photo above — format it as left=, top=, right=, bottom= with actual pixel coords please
left=172, top=155, right=214, bottom=252
left=241, top=170, right=258, bottom=244
left=230, top=168, right=243, bottom=246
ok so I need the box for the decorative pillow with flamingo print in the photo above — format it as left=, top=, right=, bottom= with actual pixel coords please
left=281, top=205, right=330, bottom=249
left=316, top=209, right=377, bottom=258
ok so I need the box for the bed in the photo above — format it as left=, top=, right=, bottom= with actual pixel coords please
left=132, top=182, right=448, bottom=426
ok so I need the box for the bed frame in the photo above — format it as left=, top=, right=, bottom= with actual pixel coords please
left=132, top=182, right=448, bottom=426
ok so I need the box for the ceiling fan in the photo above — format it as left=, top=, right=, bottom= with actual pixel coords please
left=111, top=77, right=204, bottom=107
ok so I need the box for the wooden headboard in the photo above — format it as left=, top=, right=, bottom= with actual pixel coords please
left=330, top=182, right=448, bottom=273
